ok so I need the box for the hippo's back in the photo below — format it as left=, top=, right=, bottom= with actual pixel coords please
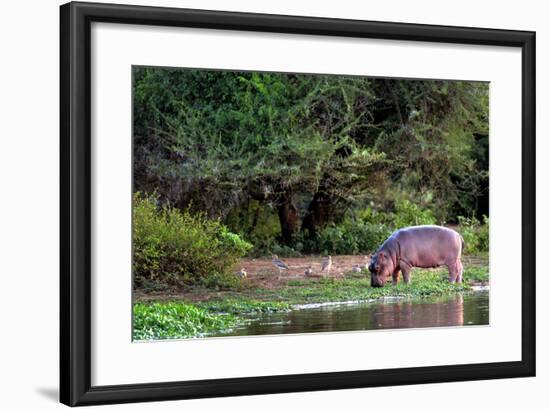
left=394, top=225, right=462, bottom=267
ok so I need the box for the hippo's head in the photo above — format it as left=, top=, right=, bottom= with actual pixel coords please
left=368, top=251, right=393, bottom=287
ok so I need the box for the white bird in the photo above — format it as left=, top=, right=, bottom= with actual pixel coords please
left=351, top=264, right=362, bottom=273
left=321, top=255, right=332, bottom=277
left=236, top=267, right=247, bottom=278
left=364, top=255, right=371, bottom=270
left=272, top=255, right=289, bottom=279
left=304, top=265, right=314, bottom=277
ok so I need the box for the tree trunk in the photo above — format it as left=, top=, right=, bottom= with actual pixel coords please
left=276, top=188, right=298, bottom=244
left=248, top=200, right=262, bottom=236
left=301, top=189, right=332, bottom=238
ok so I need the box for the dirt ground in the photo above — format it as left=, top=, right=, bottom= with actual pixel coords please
left=134, top=255, right=371, bottom=302
left=133, top=254, right=487, bottom=302
left=238, top=255, right=370, bottom=287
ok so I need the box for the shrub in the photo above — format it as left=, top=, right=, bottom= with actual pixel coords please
left=392, top=199, right=437, bottom=228
left=359, top=200, right=436, bottom=228
left=457, top=215, right=489, bottom=254
left=478, top=215, right=490, bottom=252
left=238, top=198, right=484, bottom=258
left=357, top=207, right=393, bottom=225
left=270, top=242, right=302, bottom=257
left=133, top=192, right=252, bottom=288
left=316, top=221, right=392, bottom=255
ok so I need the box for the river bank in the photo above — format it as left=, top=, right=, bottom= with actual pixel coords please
left=133, top=253, right=489, bottom=340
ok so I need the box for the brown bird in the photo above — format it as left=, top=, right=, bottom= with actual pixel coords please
left=321, top=255, right=332, bottom=277
left=272, top=254, right=289, bottom=279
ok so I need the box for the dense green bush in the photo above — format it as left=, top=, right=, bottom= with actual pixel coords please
left=312, top=201, right=435, bottom=255
left=244, top=220, right=391, bottom=257
left=457, top=215, right=489, bottom=254
left=316, top=221, right=392, bottom=255
left=358, top=200, right=436, bottom=227
left=243, top=199, right=466, bottom=257
left=234, top=197, right=486, bottom=257
left=478, top=215, right=490, bottom=252
left=133, top=193, right=252, bottom=288
left=392, top=200, right=437, bottom=228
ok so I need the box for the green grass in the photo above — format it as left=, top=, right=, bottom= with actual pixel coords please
left=249, top=270, right=474, bottom=305
left=464, top=266, right=490, bottom=283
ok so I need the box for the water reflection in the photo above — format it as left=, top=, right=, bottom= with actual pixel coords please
left=371, top=293, right=465, bottom=329
left=208, top=292, right=489, bottom=338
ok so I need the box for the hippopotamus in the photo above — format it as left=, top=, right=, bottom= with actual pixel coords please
left=368, top=225, right=464, bottom=287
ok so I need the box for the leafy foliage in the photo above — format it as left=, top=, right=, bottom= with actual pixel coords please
left=457, top=215, right=489, bottom=254
left=392, top=200, right=437, bottom=228
left=133, top=193, right=252, bottom=289
left=315, top=221, right=392, bottom=255
left=133, top=302, right=239, bottom=340
left=133, top=68, right=489, bottom=248
left=244, top=199, right=439, bottom=256
left=134, top=69, right=384, bottom=220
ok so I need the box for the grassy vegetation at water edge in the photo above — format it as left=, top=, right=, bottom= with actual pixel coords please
left=245, top=265, right=487, bottom=304
left=133, top=303, right=239, bottom=340
left=133, top=264, right=488, bottom=340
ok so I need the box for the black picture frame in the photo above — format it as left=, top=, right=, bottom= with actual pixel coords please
left=60, top=1, right=536, bottom=406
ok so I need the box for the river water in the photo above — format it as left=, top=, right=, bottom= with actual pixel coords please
left=207, top=291, right=489, bottom=338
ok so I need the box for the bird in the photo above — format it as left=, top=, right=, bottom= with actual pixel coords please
left=364, top=255, right=371, bottom=270
left=304, top=265, right=314, bottom=277
left=272, top=254, right=289, bottom=279
left=351, top=264, right=362, bottom=273
left=321, top=255, right=332, bottom=277
left=236, top=267, right=247, bottom=278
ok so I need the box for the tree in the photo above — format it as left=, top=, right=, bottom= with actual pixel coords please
left=369, top=79, right=489, bottom=221
left=133, top=67, right=489, bottom=246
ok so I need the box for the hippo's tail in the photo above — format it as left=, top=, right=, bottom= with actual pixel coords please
left=460, top=235, right=465, bottom=256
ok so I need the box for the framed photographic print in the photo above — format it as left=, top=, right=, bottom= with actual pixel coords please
left=60, top=1, right=536, bottom=406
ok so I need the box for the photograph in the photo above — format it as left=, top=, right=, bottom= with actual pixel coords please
left=131, top=66, right=490, bottom=341
left=0, top=0, right=542, bottom=407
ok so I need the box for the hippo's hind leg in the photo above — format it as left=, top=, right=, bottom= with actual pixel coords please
left=447, top=259, right=463, bottom=283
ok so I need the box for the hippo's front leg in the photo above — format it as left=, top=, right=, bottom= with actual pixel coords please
left=399, top=260, right=412, bottom=284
